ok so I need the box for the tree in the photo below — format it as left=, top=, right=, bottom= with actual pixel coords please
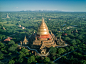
left=53, top=56, right=56, bottom=60
left=64, top=37, right=71, bottom=42
left=49, top=61, right=55, bottom=64
left=50, top=46, right=57, bottom=56
left=57, top=54, right=60, bottom=57
left=75, top=33, right=79, bottom=37
left=57, top=33, right=62, bottom=37
left=78, top=48, right=82, bottom=53
left=0, top=61, right=4, bottom=64
left=21, top=48, right=28, bottom=53
left=44, top=57, right=50, bottom=63
left=76, top=39, right=81, bottom=44
left=8, top=52, right=12, bottom=56
left=61, top=56, right=67, bottom=62
left=65, top=47, right=70, bottom=51
left=8, top=41, right=18, bottom=52
left=70, top=46, right=74, bottom=51
left=26, top=53, right=29, bottom=56
left=69, top=34, right=75, bottom=39
left=78, top=35, right=83, bottom=40
left=80, top=60, right=86, bottom=64
left=78, top=53, right=82, bottom=58
left=83, top=55, right=86, bottom=60
left=8, top=59, right=15, bottom=64
left=0, top=52, right=4, bottom=59
left=71, top=39, right=76, bottom=45
left=27, top=55, right=36, bottom=64
left=8, top=46, right=17, bottom=52
left=17, top=57, right=23, bottom=63
left=69, top=57, right=78, bottom=64
left=8, top=40, right=15, bottom=45
left=19, top=51, right=25, bottom=58
left=36, top=55, right=40, bottom=60
left=58, top=48, right=66, bottom=54
left=0, top=42, right=4, bottom=48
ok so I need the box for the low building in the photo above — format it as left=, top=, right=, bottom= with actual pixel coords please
left=22, top=26, right=25, bottom=29
left=18, top=24, right=21, bottom=27
left=4, top=37, right=12, bottom=41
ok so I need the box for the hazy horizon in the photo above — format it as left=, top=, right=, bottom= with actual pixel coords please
left=0, top=0, right=86, bottom=12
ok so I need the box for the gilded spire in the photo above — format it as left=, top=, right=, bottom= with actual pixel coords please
left=25, top=35, right=26, bottom=39
left=60, top=36, right=61, bottom=39
left=37, top=18, right=49, bottom=35
left=23, top=36, right=28, bottom=44
left=34, top=30, right=35, bottom=33
left=42, top=17, right=44, bottom=23
left=50, top=30, right=53, bottom=34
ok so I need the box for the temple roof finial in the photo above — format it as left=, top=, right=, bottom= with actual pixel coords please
left=34, top=30, right=35, bottom=33
left=60, top=36, right=61, bottom=39
left=51, top=31, right=52, bottom=34
left=42, top=17, right=44, bottom=23
left=25, top=35, right=26, bottom=39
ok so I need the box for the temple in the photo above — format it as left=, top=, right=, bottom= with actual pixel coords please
left=31, top=18, right=57, bottom=54
left=19, top=18, right=66, bottom=55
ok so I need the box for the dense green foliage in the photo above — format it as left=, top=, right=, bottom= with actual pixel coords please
left=0, top=11, right=86, bottom=64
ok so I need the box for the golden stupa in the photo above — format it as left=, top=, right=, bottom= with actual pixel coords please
left=23, top=36, right=28, bottom=45
left=30, top=18, right=65, bottom=55
left=37, top=18, right=49, bottom=35
left=31, top=17, right=58, bottom=55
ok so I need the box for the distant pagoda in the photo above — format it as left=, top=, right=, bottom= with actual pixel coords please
left=6, top=14, right=10, bottom=18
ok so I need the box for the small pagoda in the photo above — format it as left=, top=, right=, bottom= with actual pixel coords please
left=23, top=36, right=28, bottom=45
left=56, top=36, right=65, bottom=45
left=6, top=14, right=10, bottom=18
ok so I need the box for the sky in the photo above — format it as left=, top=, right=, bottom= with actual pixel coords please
left=0, top=0, right=86, bottom=12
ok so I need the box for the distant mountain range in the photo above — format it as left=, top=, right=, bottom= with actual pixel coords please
left=0, top=10, right=86, bottom=12
left=20, top=10, right=64, bottom=12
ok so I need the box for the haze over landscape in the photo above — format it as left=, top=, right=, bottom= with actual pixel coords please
left=0, top=0, right=86, bottom=12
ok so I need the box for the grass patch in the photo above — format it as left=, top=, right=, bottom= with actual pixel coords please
left=0, top=21, right=16, bottom=26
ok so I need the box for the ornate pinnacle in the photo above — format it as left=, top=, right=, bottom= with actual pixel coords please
left=42, top=17, right=44, bottom=23
left=25, top=35, right=26, bottom=39
left=60, top=36, right=61, bottom=39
